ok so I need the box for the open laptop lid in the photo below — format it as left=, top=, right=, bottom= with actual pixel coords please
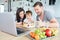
left=0, top=12, right=17, bottom=36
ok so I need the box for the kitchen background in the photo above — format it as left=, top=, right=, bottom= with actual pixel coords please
left=0, top=0, right=60, bottom=24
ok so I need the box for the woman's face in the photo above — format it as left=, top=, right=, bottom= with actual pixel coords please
left=19, top=11, right=24, bottom=19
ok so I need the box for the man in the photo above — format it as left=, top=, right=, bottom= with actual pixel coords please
left=33, top=2, right=56, bottom=22
left=33, top=2, right=59, bottom=27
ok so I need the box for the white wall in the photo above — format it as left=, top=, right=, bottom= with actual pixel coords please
left=11, top=1, right=33, bottom=12
left=0, top=5, right=4, bottom=13
left=54, top=0, right=60, bottom=17
left=53, top=0, right=60, bottom=24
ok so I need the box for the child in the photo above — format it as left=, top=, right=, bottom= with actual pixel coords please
left=24, top=10, right=34, bottom=23
left=24, top=10, right=34, bottom=28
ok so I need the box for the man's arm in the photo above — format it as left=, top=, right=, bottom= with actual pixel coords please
left=49, top=18, right=59, bottom=28
left=50, top=18, right=57, bottom=23
left=46, top=11, right=59, bottom=28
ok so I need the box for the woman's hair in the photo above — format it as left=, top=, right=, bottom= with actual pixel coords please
left=16, top=8, right=25, bottom=22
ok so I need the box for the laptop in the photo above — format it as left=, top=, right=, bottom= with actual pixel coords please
left=0, top=12, right=30, bottom=36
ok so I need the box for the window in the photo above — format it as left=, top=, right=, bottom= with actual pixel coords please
left=49, top=0, right=56, bottom=5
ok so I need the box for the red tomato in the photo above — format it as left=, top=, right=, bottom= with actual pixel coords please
left=45, top=29, right=52, bottom=37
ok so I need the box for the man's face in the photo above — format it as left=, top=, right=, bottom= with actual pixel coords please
left=34, top=5, right=43, bottom=16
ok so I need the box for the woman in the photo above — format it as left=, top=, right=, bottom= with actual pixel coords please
left=16, top=8, right=26, bottom=27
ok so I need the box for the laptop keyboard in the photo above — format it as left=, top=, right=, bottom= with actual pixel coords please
left=17, top=30, right=24, bottom=34
left=17, top=28, right=26, bottom=34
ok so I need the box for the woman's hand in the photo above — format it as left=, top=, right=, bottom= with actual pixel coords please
left=17, top=22, right=22, bottom=25
left=16, top=22, right=23, bottom=28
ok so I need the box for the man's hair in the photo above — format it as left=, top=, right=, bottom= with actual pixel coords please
left=33, top=2, right=43, bottom=7
left=26, top=10, right=32, bottom=15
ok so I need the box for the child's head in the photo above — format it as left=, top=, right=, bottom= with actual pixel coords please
left=26, top=10, right=32, bottom=19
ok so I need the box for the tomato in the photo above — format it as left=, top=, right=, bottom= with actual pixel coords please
left=45, top=29, right=52, bottom=37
